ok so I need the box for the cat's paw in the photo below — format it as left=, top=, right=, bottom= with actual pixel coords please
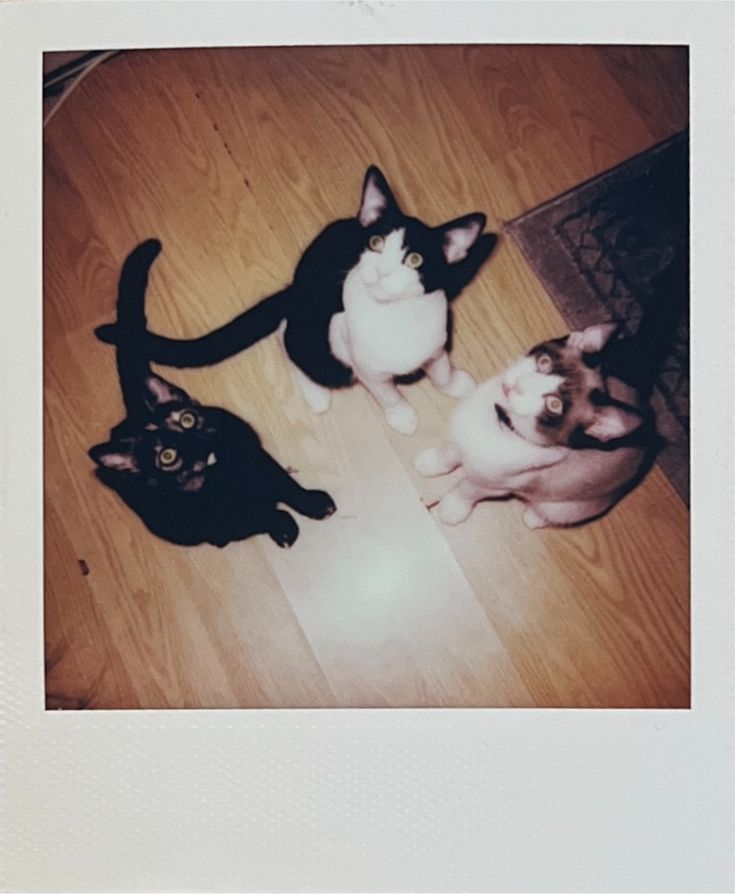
left=437, top=492, right=473, bottom=525
left=300, top=490, right=337, bottom=520
left=440, top=369, right=476, bottom=399
left=304, top=386, right=332, bottom=415
left=385, top=401, right=418, bottom=435
left=523, top=507, right=547, bottom=530
left=269, top=512, right=300, bottom=548
left=415, top=447, right=447, bottom=477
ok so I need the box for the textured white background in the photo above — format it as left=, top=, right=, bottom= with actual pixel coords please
left=1, top=2, right=734, bottom=892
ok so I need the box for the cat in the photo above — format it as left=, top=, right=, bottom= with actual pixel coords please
left=415, top=250, right=688, bottom=529
left=96, top=166, right=497, bottom=436
left=89, top=239, right=336, bottom=548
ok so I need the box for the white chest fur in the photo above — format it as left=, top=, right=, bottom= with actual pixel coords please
left=333, top=267, right=448, bottom=377
left=451, top=377, right=566, bottom=486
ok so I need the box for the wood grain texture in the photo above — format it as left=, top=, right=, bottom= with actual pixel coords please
left=43, top=45, right=689, bottom=709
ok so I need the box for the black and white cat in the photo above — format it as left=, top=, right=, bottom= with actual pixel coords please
left=416, top=251, right=688, bottom=528
left=96, top=167, right=497, bottom=435
left=89, top=239, right=336, bottom=548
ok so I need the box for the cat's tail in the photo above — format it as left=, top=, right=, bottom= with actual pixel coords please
left=114, top=238, right=163, bottom=418
left=116, top=238, right=162, bottom=333
left=96, top=272, right=293, bottom=369
left=603, top=247, right=689, bottom=399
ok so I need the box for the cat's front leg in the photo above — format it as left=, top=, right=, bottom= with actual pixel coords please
left=281, top=483, right=337, bottom=520
left=259, top=453, right=337, bottom=520
left=414, top=444, right=461, bottom=477
left=355, top=368, right=418, bottom=435
left=423, top=350, right=476, bottom=399
left=266, top=509, right=301, bottom=548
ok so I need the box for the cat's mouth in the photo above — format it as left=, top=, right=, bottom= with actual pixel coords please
left=180, top=474, right=205, bottom=492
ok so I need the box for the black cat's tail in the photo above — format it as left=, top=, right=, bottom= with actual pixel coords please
left=603, top=247, right=689, bottom=400
left=117, top=238, right=161, bottom=333
left=96, top=276, right=293, bottom=369
left=115, top=239, right=163, bottom=418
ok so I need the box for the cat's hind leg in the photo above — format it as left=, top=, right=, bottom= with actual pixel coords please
left=291, top=364, right=332, bottom=414
left=414, top=444, right=461, bottom=477
left=423, top=350, right=476, bottom=399
left=279, top=320, right=332, bottom=414
left=522, top=499, right=611, bottom=529
left=437, top=478, right=507, bottom=525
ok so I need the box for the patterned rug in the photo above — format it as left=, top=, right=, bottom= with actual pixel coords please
left=505, top=131, right=690, bottom=504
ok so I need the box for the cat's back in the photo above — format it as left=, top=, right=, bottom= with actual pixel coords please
left=294, top=217, right=363, bottom=288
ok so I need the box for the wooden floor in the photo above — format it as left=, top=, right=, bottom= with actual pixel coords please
left=43, top=45, right=690, bottom=709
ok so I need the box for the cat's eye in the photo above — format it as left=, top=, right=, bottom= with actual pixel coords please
left=368, top=235, right=384, bottom=251
left=179, top=411, right=197, bottom=430
left=159, top=447, right=178, bottom=467
left=545, top=395, right=564, bottom=416
left=537, top=353, right=553, bottom=373
left=405, top=251, right=423, bottom=269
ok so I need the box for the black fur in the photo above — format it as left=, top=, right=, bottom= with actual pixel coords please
left=89, top=240, right=336, bottom=548
left=523, top=247, right=687, bottom=454
left=600, top=248, right=689, bottom=400
left=96, top=167, right=497, bottom=389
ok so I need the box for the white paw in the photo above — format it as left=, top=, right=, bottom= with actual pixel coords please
left=415, top=447, right=446, bottom=477
left=385, top=401, right=418, bottom=436
left=440, top=368, right=476, bottom=399
left=304, top=386, right=332, bottom=414
left=438, top=492, right=473, bottom=525
left=523, top=507, right=547, bottom=529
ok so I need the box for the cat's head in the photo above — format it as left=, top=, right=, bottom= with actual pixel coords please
left=493, top=323, right=645, bottom=448
left=354, top=166, right=488, bottom=303
left=89, top=374, right=219, bottom=493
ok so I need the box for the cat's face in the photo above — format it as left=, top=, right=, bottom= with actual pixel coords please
left=493, top=323, right=644, bottom=447
left=354, top=166, right=486, bottom=304
left=89, top=375, right=219, bottom=494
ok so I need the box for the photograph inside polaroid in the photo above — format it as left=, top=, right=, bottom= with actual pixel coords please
left=43, top=42, right=690, bottom=711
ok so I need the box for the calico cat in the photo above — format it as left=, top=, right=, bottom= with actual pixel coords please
left=96, top=167, right=497, bottom=436
left=89, top=239, right=336, bottom=548
left=415, top=251, right=688, bottom=528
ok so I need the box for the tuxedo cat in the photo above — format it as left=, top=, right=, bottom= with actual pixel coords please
left=89, top=239, right=336, bottom=548
left=96, top=167, right=497, bottom=435
left=416, top=251, right=688, bottom=528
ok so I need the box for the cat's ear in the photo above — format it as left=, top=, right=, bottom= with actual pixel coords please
left=88, top=438, right=140, bottom=472
left=584, top=404, right=643, bottom=442
left=568, top=322, right=621, bottom=353
left=143, top=374, right=190, bottom=409
left=358, top=166, right=398, bottom=227
left=438, top=213, right=486, bottom=264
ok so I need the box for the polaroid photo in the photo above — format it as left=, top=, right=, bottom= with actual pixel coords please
left=1, top=2, right=733, bottom=891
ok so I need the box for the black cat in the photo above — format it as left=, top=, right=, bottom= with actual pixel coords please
left=97, top=167, right=497, bottom=436
left=89, top=240, right=336, bottom=548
